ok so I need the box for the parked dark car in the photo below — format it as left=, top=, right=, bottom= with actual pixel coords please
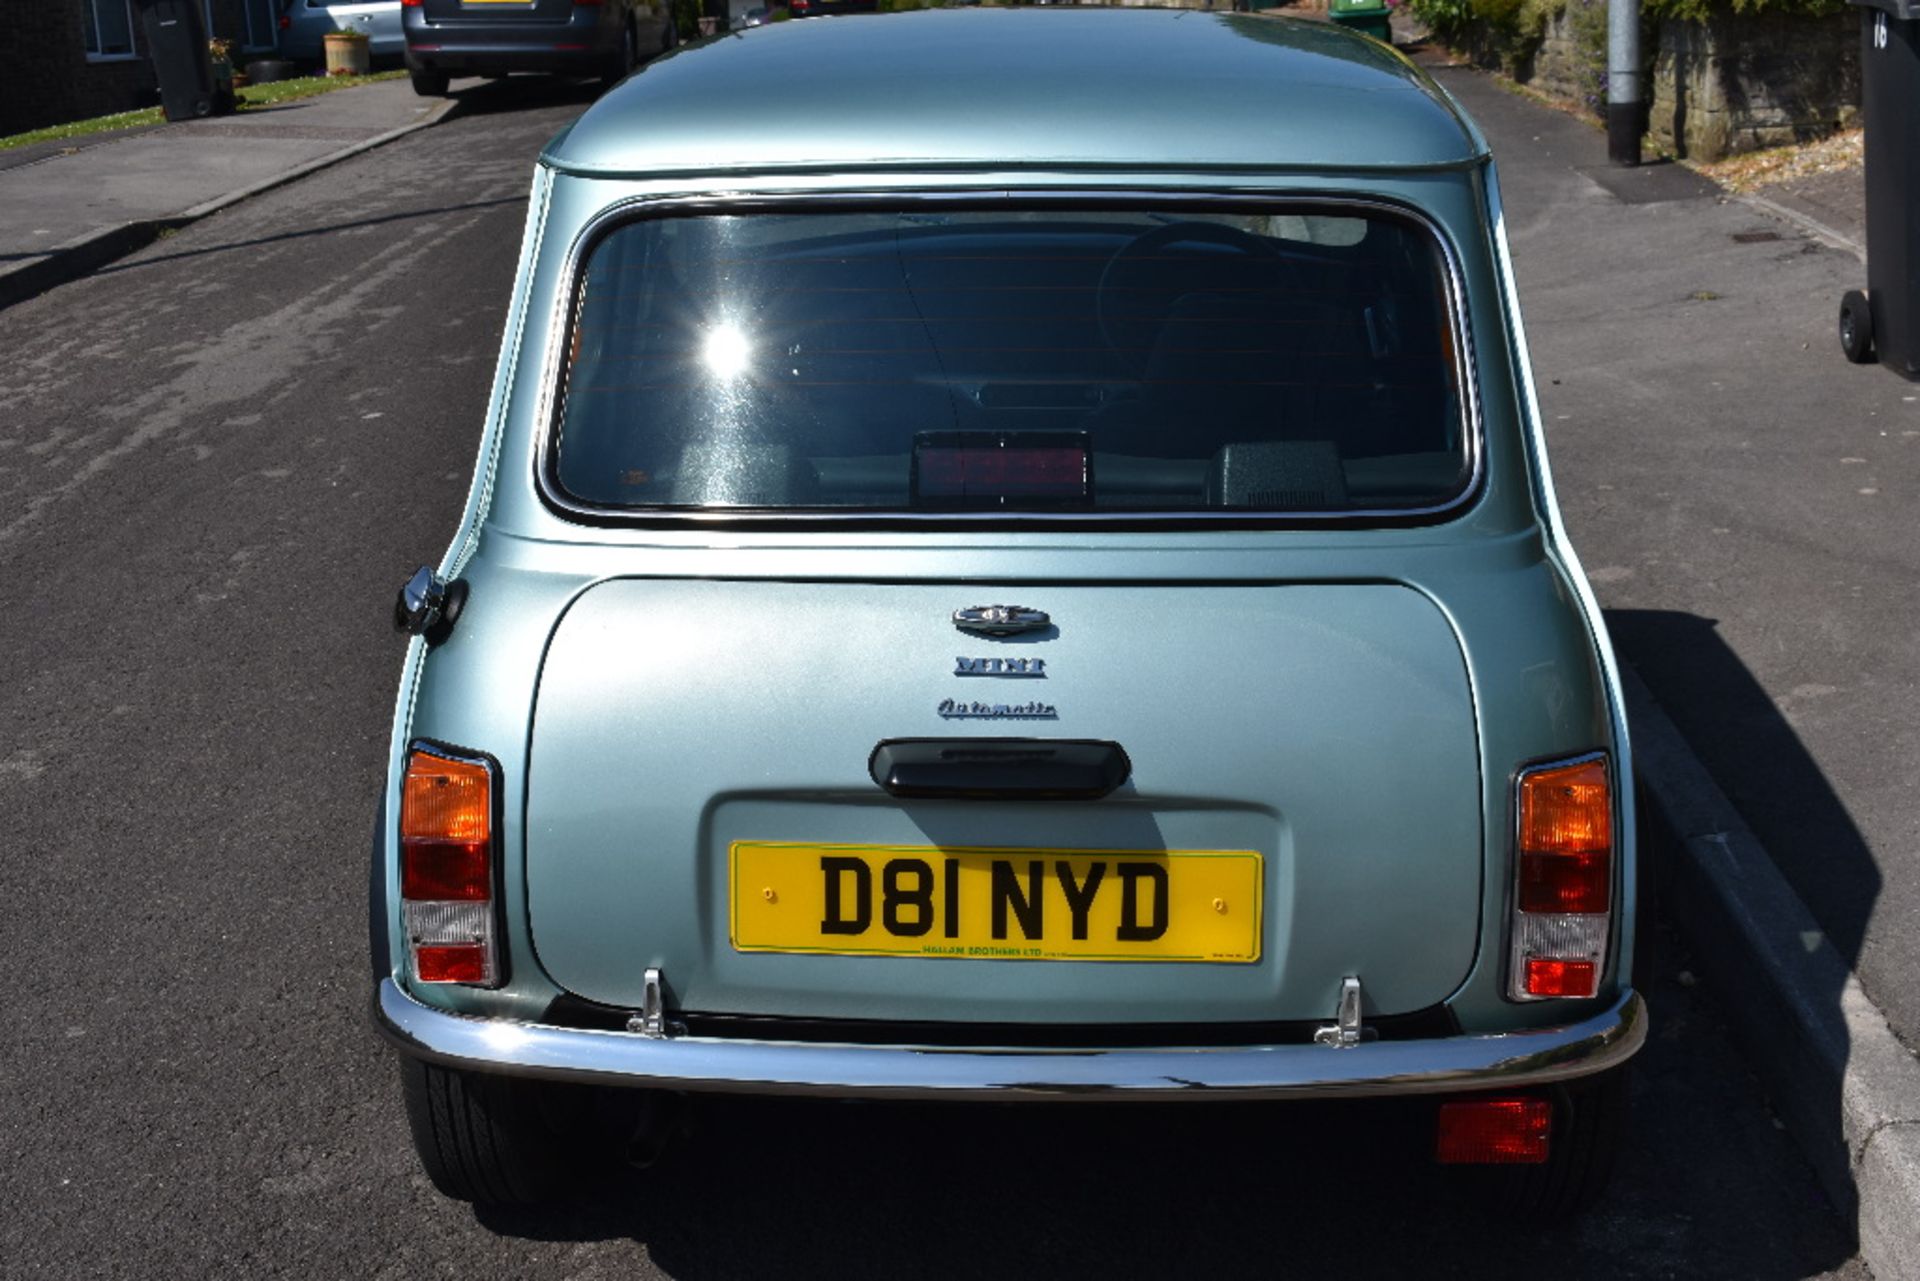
left=401, top=0, right=675, bottom=96
left=788, top=0, right=877, bottom=16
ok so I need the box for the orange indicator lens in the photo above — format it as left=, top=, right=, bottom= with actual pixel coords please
left=402, top=751, right=491, bottom=844
left=1517, top=758, right=1611, bottom=914
left=1519, top=757, right=1610, bottom=855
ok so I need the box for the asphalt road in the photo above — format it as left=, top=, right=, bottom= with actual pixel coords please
left=0, top=79, right=1866, bottom=1279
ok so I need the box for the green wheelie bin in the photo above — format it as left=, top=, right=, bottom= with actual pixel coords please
left=1328, top=0, right=1393, bottom=42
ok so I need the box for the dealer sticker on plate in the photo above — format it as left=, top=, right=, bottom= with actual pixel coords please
left=730, top=842, right=1262, bottom=963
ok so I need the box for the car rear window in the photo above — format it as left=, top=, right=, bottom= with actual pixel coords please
left=551, top=205, right=1474, bottom=520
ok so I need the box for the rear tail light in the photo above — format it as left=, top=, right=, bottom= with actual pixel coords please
left=399, top=745, right=500, bottom=987
left=1435, top=1098, right=1552, bottom=1164
left=401, top=0, right=422, bottom=8
left=1508, top=754, right=1612, bottom=1001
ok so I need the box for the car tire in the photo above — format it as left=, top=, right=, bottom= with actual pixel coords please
left=1840, top=289, right=1875, bottom=364
left=400, top=1056, right=676, bottom=1205
left=410, top=68, right=451, bottom=97
left=246, top=59, right=299, bottom=83
left=602, top=22, right=637, bottom=90
left=400, top=1056, right=596, bottom=1205
left=1501, top=1066, right=1630, bottom=1222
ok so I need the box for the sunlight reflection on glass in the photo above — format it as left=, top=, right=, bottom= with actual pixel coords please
left=702, top=323, right=751, bottom=379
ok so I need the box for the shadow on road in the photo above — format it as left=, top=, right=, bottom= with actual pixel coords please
left=460, top=943, right=1854, bottom=1281
left=1612, top=609, right=1879, bottom=964
left=1612, top=608, right=1876, bottom=1242
left=88, top=195, right=526, bottom=277
left=443, top=74, right=603, bottom=119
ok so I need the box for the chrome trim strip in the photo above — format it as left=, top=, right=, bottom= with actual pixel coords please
left=375, top=979, right=1644, bottom=1100
left=530, top=188, right=1486, bottom=531
left=1485, top=161, right=1637, bottom=985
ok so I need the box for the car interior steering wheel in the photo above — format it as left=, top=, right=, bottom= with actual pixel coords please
left=1094, top=220, right=1289, bottom=372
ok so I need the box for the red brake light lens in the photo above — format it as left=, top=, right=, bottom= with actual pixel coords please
left=912, top=431, right=1092, bottom=508
left=400, top=839, right=489, bottom=901
left=1518, top=847, right=1610, bottom=913
left=1523, top=957, right=1598, bottom=997
left=918, top=447, right=1087, bottom=495
left=1435, top=1098, right=1552, bottom=1164
left=414, top=944, right=490, bottom=983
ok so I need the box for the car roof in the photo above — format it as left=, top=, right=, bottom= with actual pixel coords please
left=541, top=9, right=1488, bottom=179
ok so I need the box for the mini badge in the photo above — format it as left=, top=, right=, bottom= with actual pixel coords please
left=955, top=656, right=1046, bottom=678
left=952, top=605, right=1051, bottom=636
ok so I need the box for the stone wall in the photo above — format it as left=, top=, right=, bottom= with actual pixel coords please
left=1455, top=1, right=1608, bottom=119
left=1526, top=0, right=1604, bottom=112
left=1433, top=2, right=1860, bottom=160
left=1647, top=10, right=1859, bottom=160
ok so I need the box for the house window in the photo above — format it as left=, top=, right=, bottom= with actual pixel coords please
left=242, top=0, right=278, bottom=49
left=83, top=0, right=139, bottom=58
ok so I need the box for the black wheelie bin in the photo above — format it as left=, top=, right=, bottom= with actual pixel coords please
left=1840, top=0, right=1920, bottom=379
left=135, top=0, right=229, bottom=122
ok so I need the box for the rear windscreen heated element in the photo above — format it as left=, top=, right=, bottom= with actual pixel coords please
left=551, top=206, right=1474, bottom=519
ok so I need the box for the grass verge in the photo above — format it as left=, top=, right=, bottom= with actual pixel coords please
left=238, top=69, right=406, bottom=109
left=0, top=70, right=406, bottom=154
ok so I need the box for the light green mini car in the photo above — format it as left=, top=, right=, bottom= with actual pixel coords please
left=372, top=8, right=1644, bottom=1215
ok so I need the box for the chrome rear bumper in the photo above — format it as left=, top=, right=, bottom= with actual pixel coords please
left=375, top=979, right=1645, bottom=1101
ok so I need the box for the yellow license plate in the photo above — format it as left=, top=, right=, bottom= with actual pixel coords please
left=730, top=842, right=1262, bottom=963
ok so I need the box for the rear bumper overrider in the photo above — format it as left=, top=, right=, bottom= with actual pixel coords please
left=375, top=978, right=1645, bottom=1100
